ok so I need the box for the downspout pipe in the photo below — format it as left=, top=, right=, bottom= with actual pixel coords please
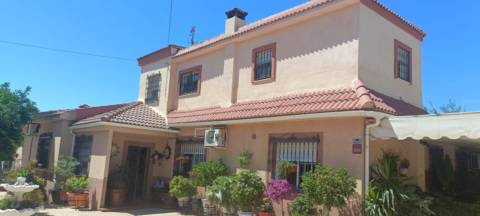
left=364, top=115, right=383, bottom=195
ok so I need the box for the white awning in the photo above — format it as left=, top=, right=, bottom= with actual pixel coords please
left=371, top=112, right=480, bottom=147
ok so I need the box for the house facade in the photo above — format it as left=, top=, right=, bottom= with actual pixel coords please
left=162, top=0, right=426, bottom=193
left=19, top=0, right=434, bottom=211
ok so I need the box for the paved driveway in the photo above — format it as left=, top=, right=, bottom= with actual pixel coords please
left=35, top=207, right=187, bottom=216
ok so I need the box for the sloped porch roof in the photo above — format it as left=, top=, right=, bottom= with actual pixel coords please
left=371, top=112, right=480, bottom=148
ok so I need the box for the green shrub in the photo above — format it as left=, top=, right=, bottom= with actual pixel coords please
left=231, top=170, right=265, bottom=212
left=108, top=166, right=128, bottom=189
left=291, top=195, right=316, bottom=216
left=191, top=159, right=227, bottom=187
left=0, top=198, right=13, bottom=210
left=54, top=156, right=80, bottom=189
left=169, top=176, right=196, bottom=198
left=430, top=197, right=480, bottom=216
left=16, top=168, right=33, bottom=183
left=301, top=165, right=356, bottom=214
left=207, top=176, right=236, bottom=213
left=65, top=176, right=89, bottom=193
left=237, top=151, right=253, bottom=169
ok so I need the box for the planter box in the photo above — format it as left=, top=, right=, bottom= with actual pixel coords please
left=67, top=192, right=89, bottom=209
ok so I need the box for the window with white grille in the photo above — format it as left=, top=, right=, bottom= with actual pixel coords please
left=174, top=138, right=206, bottom=176
left=269, top=135, right=321, bottom=188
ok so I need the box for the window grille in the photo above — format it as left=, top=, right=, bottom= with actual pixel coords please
left=397, top=47, right=411, bottom=81
left=254, top=48, right=273, bottom=80
left=270, top=135, right=320, bottom=188
left=145, top=74, right=161, bottom=105
left=175, top=139, right=206, bottom=176
left=180, top=71, right=200, bottom=95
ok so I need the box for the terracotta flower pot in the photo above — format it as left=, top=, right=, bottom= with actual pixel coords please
left=288, top=164, right=297, bottom=173
left=258, top=212, right=274, bottom=216
left=67, top=192, right=89, bottom=208
left=109, top=188, right=127, bottom=208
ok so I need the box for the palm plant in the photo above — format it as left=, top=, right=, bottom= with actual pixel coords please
left=366, top=152, right=434, bottom=216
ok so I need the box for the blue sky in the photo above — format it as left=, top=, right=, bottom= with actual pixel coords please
left=0, top=0, right=479, bottom=111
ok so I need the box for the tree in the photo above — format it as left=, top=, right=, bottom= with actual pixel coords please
left=0, top=83, right=38, bottom=161
left=301, top=165, right=356, bottom=216
left=428, top=100, right=464, bottom=114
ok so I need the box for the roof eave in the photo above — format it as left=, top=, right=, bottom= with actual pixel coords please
left=70, top=121, right=179, bottom=134
left=168, top=110, right=391, bottom=127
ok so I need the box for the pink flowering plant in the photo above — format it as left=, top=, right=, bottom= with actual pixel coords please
left=264, top=179, right=295, bottom=201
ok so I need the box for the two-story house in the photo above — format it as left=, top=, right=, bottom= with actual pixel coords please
left=19, top=0, right=431, bottom=211
left=162, top=0, right=426, bottom=194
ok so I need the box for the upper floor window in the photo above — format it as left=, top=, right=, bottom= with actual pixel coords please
left=394, top=40, right=412, bottom=83
left=145, top=74, right=161, bottom=105
left=179, top=66, right=202, bottom=96
left=252, top=43, right=276, bottom=83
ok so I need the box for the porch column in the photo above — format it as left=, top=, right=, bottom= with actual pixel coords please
left=87, top=129, right=114, bottom=210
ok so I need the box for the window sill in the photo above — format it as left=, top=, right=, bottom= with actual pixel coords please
left=179, top=92, right=200, bottom=99
left=252, top=77, right=275, bottom=85
left=395, top=78, right=413, bottom=85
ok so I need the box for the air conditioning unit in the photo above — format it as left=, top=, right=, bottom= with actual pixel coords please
left=26, top=123, right=40, bottom=136
left=204, top=128, right=226, bottom=147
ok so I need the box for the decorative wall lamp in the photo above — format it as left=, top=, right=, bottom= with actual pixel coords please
left=151, top=145, right=172, bottom=165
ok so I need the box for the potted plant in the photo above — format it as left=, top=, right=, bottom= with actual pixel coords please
left=265, top=179, right=295, bottom=216
left=169, top=176, right=196, bottom=208
left=399, top=158, right=410, bottom=176
left=108, top=166, right=128, bottom=207
left=232, top=170, right=265, bottom=216
left=53, top=156, right=80, bottom=203
left=258, top=197, right=273, bottom=216
left=290, top=195, right=316, bottom=216
left=207, top=176, right=236, bottom=216
left=276, top=160, right=293, bottom=179
left=65, top=176, right=89, bottom=208
left=237, top=151, right=253, bottom=170
left=191, top=159, right=227, bottom=214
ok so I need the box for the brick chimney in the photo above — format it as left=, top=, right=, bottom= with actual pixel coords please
left=225, top=8, right=248, bottom=34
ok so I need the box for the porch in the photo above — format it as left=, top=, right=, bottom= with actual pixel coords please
left=371, top=112, right=480, bottom=196
left=71, top=124, right=177, bottom=209
left=69, top=102, right=178, bottom=209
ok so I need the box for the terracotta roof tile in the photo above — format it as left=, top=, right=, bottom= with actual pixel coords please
left=175, top=0, right=424, bottom=57
left=167, top=80, right=425, bottom=124
left=73, top=102, right=169, bottom=129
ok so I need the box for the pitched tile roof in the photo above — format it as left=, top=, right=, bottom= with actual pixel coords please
left=75, top=103, right=128, bottom=121
left=167, top=80, right=425, bottom=124
left=174, top=0, right=425, bottom=57
left=73, top=102, right=169, bottom=129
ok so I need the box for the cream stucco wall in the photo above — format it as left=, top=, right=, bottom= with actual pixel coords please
left=358, top=4, right=423, bottom=107
left=170, top=4, right=360, bottom=111
left=20, top=118, right=75, bottom=171
left=179, top=117, right=366, bottom=194
left=138, top=57, right=171, bottom=115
